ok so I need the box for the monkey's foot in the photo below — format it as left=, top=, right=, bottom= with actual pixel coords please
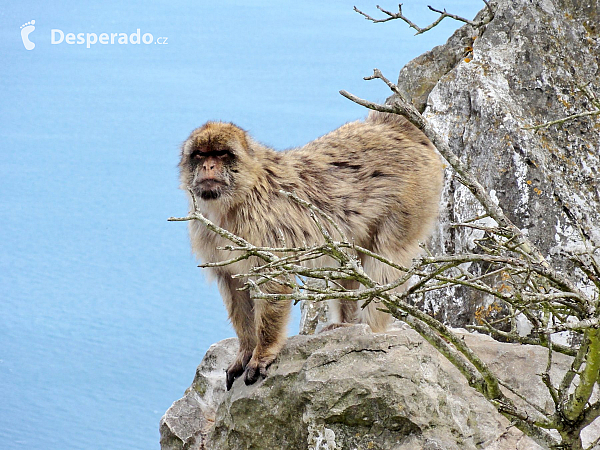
left=226, top=350, right=252, bottom=391
left=243, top=354, right=275, bottom=386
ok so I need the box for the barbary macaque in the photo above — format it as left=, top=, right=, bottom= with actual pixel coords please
left=179, top=111, right=443, bottom=390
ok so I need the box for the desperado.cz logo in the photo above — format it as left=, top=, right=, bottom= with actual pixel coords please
left=51, top=29, right=168, bottom=48
left=20, top=20, right=168, bottom=50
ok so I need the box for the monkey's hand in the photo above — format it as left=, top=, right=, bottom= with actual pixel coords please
left=243, top=353, right=276, bottom=386
left=226, top=349, right=253, bottom=391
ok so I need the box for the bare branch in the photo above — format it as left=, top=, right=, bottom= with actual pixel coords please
left=545, top=317, right=600, bottom=333
left=279, top=190, right=348, bottom=242
left=341, top=69, right=594, bottom=309
left=524, top=109, right=600, bottom=131
left=427, top=6, right=477, bottom=27
left=562, top=329, right=600, bottom=422
left=466, top=325, right=577, bottom=356
left=353, top=3, right=492, bottom=35
left=496, top=378, right=555, bottom=426
left=339, top=89, right=397, bottom=114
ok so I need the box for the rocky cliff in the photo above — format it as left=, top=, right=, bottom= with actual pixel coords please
left=398, top=0, right=600, bottom=326
left=160, top=325, right=600, bottom=449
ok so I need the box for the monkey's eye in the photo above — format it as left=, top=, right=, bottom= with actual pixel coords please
left=212, top=150, right=233, bottom=158
left=191, top=150, right=233, bottom=160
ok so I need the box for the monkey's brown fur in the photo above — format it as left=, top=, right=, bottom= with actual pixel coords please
left=179, top=111, right=443, bottom=390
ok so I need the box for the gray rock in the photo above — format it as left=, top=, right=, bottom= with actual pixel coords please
left=299, top=280, right=331, bottom=335
left=160, top=325, right=599, bottom=449
left=159, top=338, right=238, bottom=450
left=397, top=0, right=600, bottom=328
left=396, top=11, right=486, bottom=114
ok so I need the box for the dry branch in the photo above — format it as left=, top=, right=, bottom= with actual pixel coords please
left=353, top=3, right=493, bottom=35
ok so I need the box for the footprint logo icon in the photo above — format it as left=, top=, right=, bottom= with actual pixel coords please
left=20, top=20, right=36, bottom=50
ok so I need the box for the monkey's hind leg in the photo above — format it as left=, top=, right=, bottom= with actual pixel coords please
left=338, top=279, right=359, bottom=323
left=218, top=274, right=257, bottom=390
left=244, top=283, right=292, bottom=385
left=320, top=279, right=359, bottom=333
left=359, top=255, right=409, bottom=332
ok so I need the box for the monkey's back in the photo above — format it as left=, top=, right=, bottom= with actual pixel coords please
left=280, top=112, right=443, bottom=254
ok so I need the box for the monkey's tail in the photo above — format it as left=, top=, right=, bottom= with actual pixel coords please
left=366, top=110, right=436, bottom=149
left=365, top=109, right=415, bottom=131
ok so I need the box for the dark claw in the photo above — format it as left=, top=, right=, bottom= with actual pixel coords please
left=243, top=365, right=261, bottom=385
left=243, top=359, right=271, bottom=386
left=226, top=351, right=253, bottom=391
left=226, top=366, right=244, bottom=391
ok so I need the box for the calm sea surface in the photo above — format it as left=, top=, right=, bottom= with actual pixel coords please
left=0, top=1, right=481, bottom=448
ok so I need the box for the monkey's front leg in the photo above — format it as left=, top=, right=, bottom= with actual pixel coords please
left=244, top=292, right=292, bottom=386
left=218, top=274, right=257, bottom=390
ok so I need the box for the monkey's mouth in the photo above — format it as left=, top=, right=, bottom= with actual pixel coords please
left=197, top=180, right=226, bottom=200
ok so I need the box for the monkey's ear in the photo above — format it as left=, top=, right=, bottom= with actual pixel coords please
left=181, top=139, right=190, bottom=154
left=228, top=124, right=252, bottom=155
left=179, top=138, right=195, bottom=161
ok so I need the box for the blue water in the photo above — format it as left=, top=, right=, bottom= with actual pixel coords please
left=0, top=1, right=482, bottom=448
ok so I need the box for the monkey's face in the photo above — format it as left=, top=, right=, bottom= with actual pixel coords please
left=188, top=147, right=234, bottom=200
left=180, top=122, right=249, bottom=202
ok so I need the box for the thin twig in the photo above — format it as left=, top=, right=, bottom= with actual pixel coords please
left=428, top=6, right=477, bottom=27
left=353, top=3, right=491, bottom=35
left=496, top=378, right=554, bottom=426
left=524, top=109, right=600, bottom=131
left=466, top=325, right=576, bottom=356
